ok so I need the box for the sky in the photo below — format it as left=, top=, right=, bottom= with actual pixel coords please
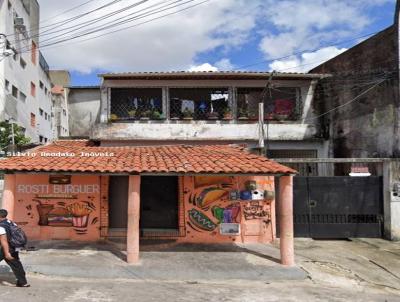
left=37, top=0, right=397, bottom=86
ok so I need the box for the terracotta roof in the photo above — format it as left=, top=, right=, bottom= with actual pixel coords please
left=51, top=85, right=64, bottom=95
left=99, top=71, right=328, bottom=80
left=0, top=140, right=296, bottom=175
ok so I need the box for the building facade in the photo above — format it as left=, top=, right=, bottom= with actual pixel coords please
left=87, top=71, right=327, bottom=159
left=0, top=0, right=54, bottom=143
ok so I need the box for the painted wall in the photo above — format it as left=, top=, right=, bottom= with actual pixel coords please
left=181, top=175, right=276, bottom=244
left=13, top=174, right=101, bottom=241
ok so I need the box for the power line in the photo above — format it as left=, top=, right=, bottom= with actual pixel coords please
left=302, top=77, right=389, bottom=123
left=17, top=0, right=211, bottom=54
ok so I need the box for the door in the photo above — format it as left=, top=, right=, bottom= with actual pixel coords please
left=108, top=176, right=129, bottom=229
left=294, top=176, right=383, bottom=238
left=140, top=176, right=179, bottom=229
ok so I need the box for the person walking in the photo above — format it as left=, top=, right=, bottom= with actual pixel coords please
left=0, top=209, right=30, bottom=287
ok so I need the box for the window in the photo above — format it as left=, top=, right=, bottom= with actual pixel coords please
left=44, top=87, right=48, bottom=95
left=39, top=135, right=44, bottom=143
left=30, top=113, right=36, bottom=127
left=39, top=81, right=44, bottom=89
left=30, top=82, right=36, bottom=97
left=45, top=112, right=48, bottom=120
left=169, top=88, right=230, bottom=120
left=31, top=41, right=37, bottom=65
left=13, top=52, right=18, bottom=61
left=20, top=57, right=26, bottom=69
left=237, top=87, right=301, bottom=121
left=12, top=85, right=18, bottom=98
left=44, top=138, right=48, bottom=143
left=39, top=108, right=44, bottom=116
left=5, top=80, right=10, bottom=92
left=63, top=109, right=66, bottom=116
left=7, top=1, right=11, bottom=9
left=110, top=88, right=164, bottom=121
left=19, top=92, right=26, bottom=102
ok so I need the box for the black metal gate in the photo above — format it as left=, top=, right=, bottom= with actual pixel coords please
left=294, top=177, right=383, bottom=238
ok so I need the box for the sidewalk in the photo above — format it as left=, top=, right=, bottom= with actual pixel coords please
left=0, top=240, right=307, bottom=282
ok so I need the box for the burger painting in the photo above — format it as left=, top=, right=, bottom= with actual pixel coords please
left=36, top=201, right=96, bottom=232
left=47, top=207, right=73, bottom=227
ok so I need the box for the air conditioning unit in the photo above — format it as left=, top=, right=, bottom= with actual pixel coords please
left=14, top=17, right=26, bottom=31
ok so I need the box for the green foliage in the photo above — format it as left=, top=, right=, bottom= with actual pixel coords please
left=0, top=120, right=30, bottom=152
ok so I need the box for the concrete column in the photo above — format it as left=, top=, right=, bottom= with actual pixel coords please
left=278, top=175, right=295, bottom=266
left=2, top=174, right=16, bottom=220
left=127, top=175, right=141, bottom=264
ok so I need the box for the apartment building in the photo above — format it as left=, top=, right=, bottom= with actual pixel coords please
left=0, top=0, right=53, bottom=143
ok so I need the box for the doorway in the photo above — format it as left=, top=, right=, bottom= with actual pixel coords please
left=108, top=176, right=129, bottom=229
left=140, top=176, right=179, bottom=230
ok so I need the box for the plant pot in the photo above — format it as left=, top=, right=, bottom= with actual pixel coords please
left=140, top=117, right=150, bottom=121
left=238, top=116, right=249, bottom=120
left=274, top=114, right=289, bottom=121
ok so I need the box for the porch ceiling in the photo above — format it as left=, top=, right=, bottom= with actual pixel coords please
left=0, top=140, right=296, bottom=175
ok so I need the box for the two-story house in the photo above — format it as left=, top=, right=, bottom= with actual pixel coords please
left=88, top=71, right=327, bottom=159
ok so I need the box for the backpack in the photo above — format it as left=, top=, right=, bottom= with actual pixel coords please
left=0, top=220, right=27, bottom=249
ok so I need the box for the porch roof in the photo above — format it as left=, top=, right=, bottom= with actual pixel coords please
left=0, top=140, right=296, bottom=175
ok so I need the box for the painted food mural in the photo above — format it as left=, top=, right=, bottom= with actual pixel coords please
left=187, top=176, right=241, bottom=235
left=14, top=175, right=101, bottom=238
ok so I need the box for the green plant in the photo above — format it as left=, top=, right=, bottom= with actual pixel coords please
left=109, top=114, right=118, bottom=122
left=151, top=110, right=163, bottom=120
left=183, top=108, right=194, bottom=118
left=0, top=120, right=30, bottom=153
left=128, top=110, right=136, bottom=118
left=223, top=107, right=233, bottom=119
left=141, top=110, right=152, bottom=119
left=238, top=108, right=248, bottom=118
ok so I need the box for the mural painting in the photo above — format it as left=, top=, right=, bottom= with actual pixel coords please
left=184, top=175, right=275, bottom=243
left=14, top=175, right=101, bottom=240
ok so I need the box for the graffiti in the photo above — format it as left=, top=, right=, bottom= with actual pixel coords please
left=194, top=176, right=233, bottom=188
left=188, top=208, right=217, bottom=231
left=243, top=201, right=270, bottom=221
left=196, top=187, right=228, bottom=208
left=212, top=204, right=240, bottom=224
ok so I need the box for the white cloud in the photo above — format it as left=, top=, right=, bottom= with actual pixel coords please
left=188, top=63, right=218, bottom=72
left=258, top=0, right=394, bottom=71
left=214, top=58, right=234, bottom=70
left=38, top=0, right=262, bottom=73
left=269, top=46, right=347, bottom=72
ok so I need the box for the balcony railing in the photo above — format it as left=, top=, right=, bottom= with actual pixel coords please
left=109, top=87, right=302, bottom=122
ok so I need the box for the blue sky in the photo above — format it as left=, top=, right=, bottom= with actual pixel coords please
left=38, top=0, right=397, bottom=86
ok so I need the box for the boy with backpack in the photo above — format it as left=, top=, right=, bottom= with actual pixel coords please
left=0, top=209, right=30, bottom=287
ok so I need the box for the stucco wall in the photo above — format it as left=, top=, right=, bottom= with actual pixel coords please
left=67, top=88, right=101, bottom=137
left=179, top=175, right=276, bottom=244
left=311, top=26, right=400, bottom=158
left=13, top=174, right=102, bottom=241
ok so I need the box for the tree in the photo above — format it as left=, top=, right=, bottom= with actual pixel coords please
left=0, top=120, right=30, bottom=153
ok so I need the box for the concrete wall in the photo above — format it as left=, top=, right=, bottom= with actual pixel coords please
left=94, top=78, right=322, bottom=147
left=67, top=88, right=101, bottom=137
left=49, top=70, right=71, bottom=87
left=311, top=25, right=400, bottom=158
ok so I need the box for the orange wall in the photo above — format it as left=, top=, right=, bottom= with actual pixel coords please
left=180, top=175, right=275, bottom=244
left=14, top=174, right=101, bottom=241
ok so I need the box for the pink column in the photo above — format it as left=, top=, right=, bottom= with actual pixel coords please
left=127, top=175, right=141, bottom=264
left=2, top=174, right=16, bottom=220
left=279, top=175, right=295, bottom=266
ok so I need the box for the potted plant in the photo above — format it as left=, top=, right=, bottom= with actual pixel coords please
left=109, top=114, right=118, bottom=122
left=182, top=108, right=194, bottom=120
left=140, top=110, right=152, bottom=121
left=151, top=110, right=163, bottom=120
left=222, top=107, right=233, bottom=120
left=238, top=108, right=249, bottom=120
left=207, top=111, right=219, bottom=120
left=128, top=110, right=136, bottom=119
left=274, top=113, right=290, bottom=121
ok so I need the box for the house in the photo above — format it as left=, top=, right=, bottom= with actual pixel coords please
left=0, top=139, right=297, bottom=265
left=78, top=71, right=329, bottom=159
left=0, top=0, right=53, bottom=143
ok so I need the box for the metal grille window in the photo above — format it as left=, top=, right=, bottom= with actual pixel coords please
left=237, top=87, right=301, bottom=121
left=110, top=88, right=163, bottom=121
left=169, top=88, right=231, bottom=120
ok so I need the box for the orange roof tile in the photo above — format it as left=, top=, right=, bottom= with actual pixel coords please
left=0, top=140, right=296, bottom=175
